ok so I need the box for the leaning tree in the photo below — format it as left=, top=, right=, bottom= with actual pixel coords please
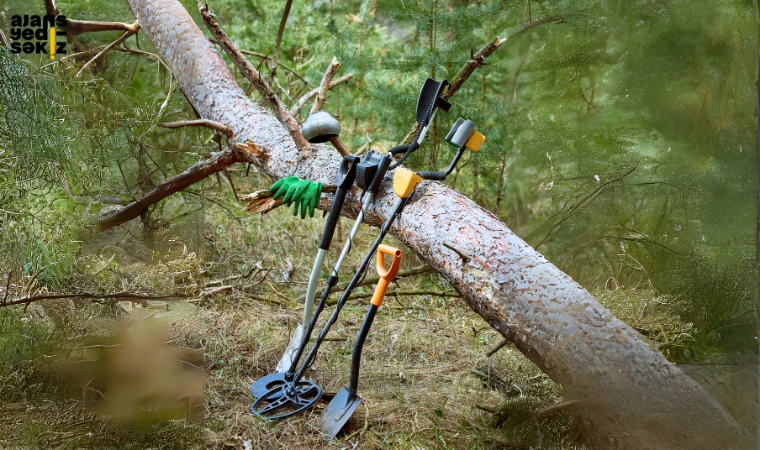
left=36, top=0, right=750, bottom=448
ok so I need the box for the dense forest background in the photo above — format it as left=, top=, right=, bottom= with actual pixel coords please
left=0, top=0, right=757, bottom=448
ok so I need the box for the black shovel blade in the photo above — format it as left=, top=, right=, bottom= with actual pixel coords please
left=320, top=387, right=362, bottom=441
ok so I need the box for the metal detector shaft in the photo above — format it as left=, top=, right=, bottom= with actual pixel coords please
left=281, top=193, right=374, bottom=375
left=291, top=195, right=411, bottom=387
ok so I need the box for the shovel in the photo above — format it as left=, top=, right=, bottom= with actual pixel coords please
left=320, top=244, right=402, bottom=441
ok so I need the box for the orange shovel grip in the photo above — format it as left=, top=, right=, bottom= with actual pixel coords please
left=371, top=245, right=402, bottom=306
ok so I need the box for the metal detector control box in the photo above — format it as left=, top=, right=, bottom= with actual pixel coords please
left=355, top=150, right=391, bottom=193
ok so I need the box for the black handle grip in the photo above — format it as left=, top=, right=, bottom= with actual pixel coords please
left=418, top=171, right=447, bottom=181
left=320, top=157, right=359, bottom=250
left=348, top=303, right=378, bottom=393
left=367, top=154, right=391, bottom=193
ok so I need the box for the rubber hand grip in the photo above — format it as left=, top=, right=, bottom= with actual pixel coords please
left=371, top=245, right=402, bottom=306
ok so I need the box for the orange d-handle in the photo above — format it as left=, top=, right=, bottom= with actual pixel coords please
left=370, top=245, right=402, bottom=307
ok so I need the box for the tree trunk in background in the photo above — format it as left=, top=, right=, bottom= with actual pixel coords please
left=124, top=0, right=747, bottom=447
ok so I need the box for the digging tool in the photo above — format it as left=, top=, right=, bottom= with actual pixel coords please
left=320, top=244, right=402, bottom=441
left=302, top=111, right=350, bottom=155
left=249, top=155, right=359, bottom=400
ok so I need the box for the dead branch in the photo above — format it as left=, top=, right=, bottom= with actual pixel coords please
left=197, top=0, right=310, bottom=152
left=443, top=241, right=471, bottom=263
left=64, top=19, right=141, bottom=44
left=265, top=280, right=291, bottom=302
left=1, top=291, right=187, bottom=308
left=487, top=338, right=511, bottom=357
left=158, top=119, right=234, bottom=139
left=289, top=73, right=353, bottom=117
left=292, top=264, right=434, bottom=305
left=45, top=0, right=59, bottom=16
left=311, top=57, right=341, bottom=114
left=202, top=285, right=233, bottom=297
left=536, top=399, right=585, bottom=421
left=98, top=148, right=254, bottom=231
left=76, top=23, right=141, bottom=77
left=241, top=186, right=337, bottom=214
left=269, top=0, right=293, bottom=83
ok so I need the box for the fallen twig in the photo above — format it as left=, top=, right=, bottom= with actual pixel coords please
left=1, top=291, right=187, bottom=307
left=487, top=338, right=510, bottom=358
left=202, top=285, right=233, bottom=297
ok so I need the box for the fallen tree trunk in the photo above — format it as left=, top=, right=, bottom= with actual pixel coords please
left=120, top=1, right=747, bottom=447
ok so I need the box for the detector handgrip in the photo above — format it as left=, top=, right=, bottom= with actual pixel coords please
left=319, top=156, right=359, bottom=250
left=371, top=245, right=402, bottom=306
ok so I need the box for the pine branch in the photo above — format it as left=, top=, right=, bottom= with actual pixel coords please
left=402, top=16, right=565, bottom=144
left=197, top=0, right=310, bottom=153
left=269, top=0, right=293, bottom=83
left=311, top=57, right=341, bottom=114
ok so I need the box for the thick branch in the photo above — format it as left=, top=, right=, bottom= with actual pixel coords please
left=98, top=149, right=253, bottom=230
left=64, top=19, right=140, bottom=43
left=196, top=0, right=310, bottom=153
left=290, top=73, right=354, bottom=117
left=158, top=119, right=233, bottom=139
left=311, top=57, right=341, bottom=114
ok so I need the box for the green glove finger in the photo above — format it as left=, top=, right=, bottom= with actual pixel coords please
left=271, top=176, right=298, bottom=200
left=292, top=198, right=302, bottom=216
left=303, top=182, right=322, bottom=218
left=293, top=180, right=311, bottom=201
left=281, top=182, right=299, bottom=204
left=300, top=197, right=309, bottom=219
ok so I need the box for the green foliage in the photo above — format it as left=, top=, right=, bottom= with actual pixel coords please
left=0, top=0, right=755, bottom=358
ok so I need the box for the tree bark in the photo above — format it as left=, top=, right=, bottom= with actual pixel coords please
left=123, top=1, right=747, bottom=448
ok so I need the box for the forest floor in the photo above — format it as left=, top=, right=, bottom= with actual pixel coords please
left=0, top=205, right=756, bottom=449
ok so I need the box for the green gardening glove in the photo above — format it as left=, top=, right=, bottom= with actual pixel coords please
left=269, top=176, right=323, bottom=219
left=296, top=181, right=322, bottom=219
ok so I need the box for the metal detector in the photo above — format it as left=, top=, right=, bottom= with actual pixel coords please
left=250, top=79, right=451, bottom=401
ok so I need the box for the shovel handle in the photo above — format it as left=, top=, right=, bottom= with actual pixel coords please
left=371, top=245, right=402, bottom=306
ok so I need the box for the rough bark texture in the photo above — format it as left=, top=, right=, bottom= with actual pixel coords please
left=125, top=1, right=748, bottom=448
